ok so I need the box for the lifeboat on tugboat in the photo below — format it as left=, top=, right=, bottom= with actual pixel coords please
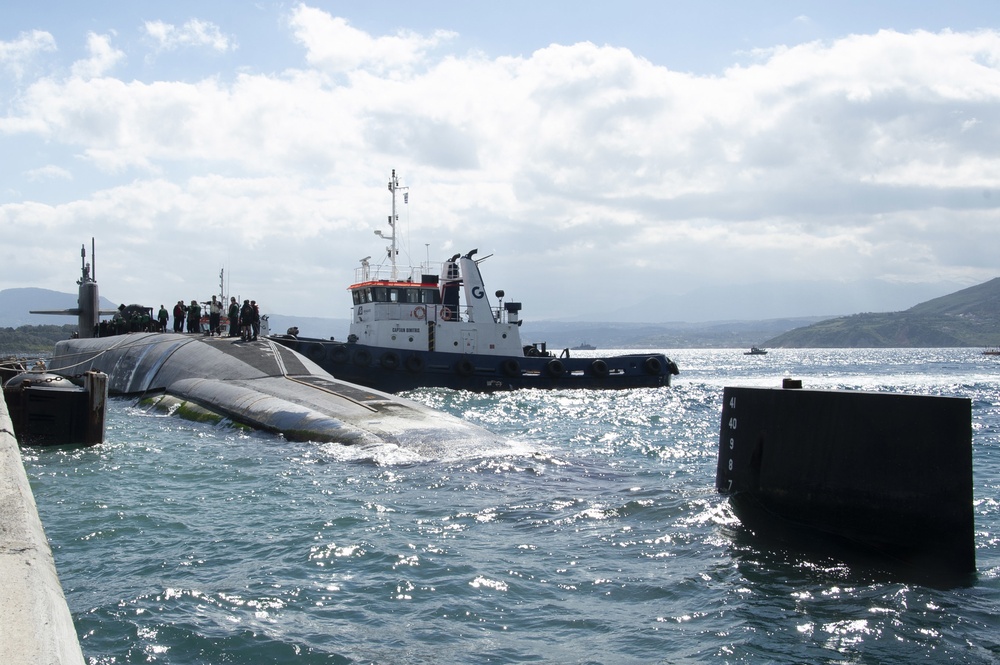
left=270, top=170, right=680, bottom=393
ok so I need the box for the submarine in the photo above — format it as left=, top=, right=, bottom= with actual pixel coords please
left=36, top=242, right=508, bottom=451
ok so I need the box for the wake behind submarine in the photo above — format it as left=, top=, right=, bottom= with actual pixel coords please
left=35, top=241, right=506, bottom=451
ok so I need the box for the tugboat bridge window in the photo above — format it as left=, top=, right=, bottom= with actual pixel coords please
left=352, top=286, right=441, bottom=305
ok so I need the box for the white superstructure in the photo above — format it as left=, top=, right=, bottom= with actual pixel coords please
left=347, top=171, right=525, bottom=357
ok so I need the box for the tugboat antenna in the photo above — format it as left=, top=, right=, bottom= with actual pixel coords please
left=385, top=169, right=408, bottom=281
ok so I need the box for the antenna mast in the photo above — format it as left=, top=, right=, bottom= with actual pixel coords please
left=376, top=169, right=408, bottom=281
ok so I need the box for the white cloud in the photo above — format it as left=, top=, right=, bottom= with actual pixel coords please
left=144, top=19, right=235, bottom=53
left=288, top=4, right=456, bottom=74
left=25, top=164, right=73, bottom=181
left=0, top=29, right=57, bottom=79
left=70, top=32, right=125, bottom=79
left=3, top=8, right=1000, bottom=321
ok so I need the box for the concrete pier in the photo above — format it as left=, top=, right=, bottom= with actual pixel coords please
left=0, top=397, right=85, bottom=664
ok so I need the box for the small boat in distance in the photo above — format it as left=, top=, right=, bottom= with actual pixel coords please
left=744, top=346, right=768, bottom=355
left=271, top=170, right=680, bottom=392
left=571, top=343, right=597, bottom=351
left=983, top=348, right=1000, bottom=356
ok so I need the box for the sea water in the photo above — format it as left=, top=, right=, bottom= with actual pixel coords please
left=21, top=348, right=1000, bottom=664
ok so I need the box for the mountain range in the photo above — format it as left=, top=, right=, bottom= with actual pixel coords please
left=763, top=277, right=1000, bottom=348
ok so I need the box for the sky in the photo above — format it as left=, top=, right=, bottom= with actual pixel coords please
left=3, top=1, right=1000, bottom=324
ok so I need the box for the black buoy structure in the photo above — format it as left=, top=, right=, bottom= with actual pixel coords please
left=716, top=381, right=975, bottom=583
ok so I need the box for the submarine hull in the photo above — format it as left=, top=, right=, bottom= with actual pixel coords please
left=48, top=333, right=504, bottom=449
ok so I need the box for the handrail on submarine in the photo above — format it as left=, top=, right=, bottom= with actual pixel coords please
left=264, top=339, right=379, bottom=413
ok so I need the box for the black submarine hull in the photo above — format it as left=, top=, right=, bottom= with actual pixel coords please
left=47, top=333, right=506, bottom=450
left=270, top=336, right=678, bottom=393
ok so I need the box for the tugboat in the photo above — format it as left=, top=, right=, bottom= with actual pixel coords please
left=744, top=346, right=768, bottom=355
left=271, top=171, right=679, bottom=392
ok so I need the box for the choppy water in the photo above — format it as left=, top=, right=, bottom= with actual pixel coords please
left=21, top=348, right=1000, bottom=664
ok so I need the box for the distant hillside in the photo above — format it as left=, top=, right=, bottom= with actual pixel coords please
left=266, top=314, right=350, bottom=342
left=0, top=287, right=837, bottom=350
left=764, top=278, right=1000, bottom=348
left=0, top=287, right=118, bottom=328
left=267, top=315, right=820, bottom=350
left=0, top=325, right=79, bottom=355
left=517, top=317, right=827, bottom=349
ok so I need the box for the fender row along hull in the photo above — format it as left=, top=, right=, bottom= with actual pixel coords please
left=272, top=337, right=676, bottom=393
left=47, top=333, right=505, bottom=450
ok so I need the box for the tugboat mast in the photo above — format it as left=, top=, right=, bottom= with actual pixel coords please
left=377, top=169, right=408, bottom=281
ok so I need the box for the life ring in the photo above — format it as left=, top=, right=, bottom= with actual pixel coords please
left=413, top=305, right=426, bottom=320
left=455, top=358, right=475, bottom=376
left=644, top=356, right=663, bottom=375
left=380, top=351, right=401, bottom=370
left=440, top=308, right=452, bottom=321
left=546, top=359, right=565, bottom=377
left=306, top=343, right=327, bottom=363
left=405, top=355, right=425, bottom=373
left=331, top=346, right=349, bottom=364
left=353, top=349, right=372, bottom=367
left=590, top=359, right=610, bottom=378
left=500, top=359, right=520, bottom=377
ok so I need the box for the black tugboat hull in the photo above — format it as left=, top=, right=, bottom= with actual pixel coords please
left=271, top=336, right=678, bottom=392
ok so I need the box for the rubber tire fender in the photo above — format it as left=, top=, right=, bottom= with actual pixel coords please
left=405, top=355, right=425, bottom=373
left=455, top=358, right=475, bottom=377
left=500, top=359, right=521, bottom=377
left=590, top=359, right=610, bottom=378
left=380, top=351, right=401, bottom=370
left=353, top=349, right=372, bottom=367
left=330, top=346, right=349, bottom=364
left=546, top=359, right=565, bottom=377
left=307, top=343, right=327, bottom=363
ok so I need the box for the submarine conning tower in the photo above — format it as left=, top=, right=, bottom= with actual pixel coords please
left=29, top=239, right=104, bottom=338
left=76, top=271, right=100, bottom=338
